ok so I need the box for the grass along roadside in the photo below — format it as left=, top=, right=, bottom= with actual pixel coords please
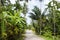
left=38, top=35, right=60, bottom=40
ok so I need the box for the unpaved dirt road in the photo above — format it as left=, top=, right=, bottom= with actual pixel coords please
left=25, top=30, right=45, bottom=40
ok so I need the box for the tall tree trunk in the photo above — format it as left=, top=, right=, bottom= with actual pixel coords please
left=52, top=0, right=56, bottom=40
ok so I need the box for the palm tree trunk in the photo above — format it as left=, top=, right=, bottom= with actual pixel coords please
left=52, top=0, right=56, bottom=40
left=38, top=19, right=42, bottom=35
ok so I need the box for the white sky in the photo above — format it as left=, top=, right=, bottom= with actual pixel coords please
left=10, top=0, right=60, bottom=25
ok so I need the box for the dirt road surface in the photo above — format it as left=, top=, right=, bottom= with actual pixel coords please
left=25, top=30, right=45, bottom=40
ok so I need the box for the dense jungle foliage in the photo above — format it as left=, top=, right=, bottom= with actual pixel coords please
left=0, top=0, right=27, bottom=40
left=29, top=0, right=60, bottom=40
left=30, top=0, right=60, bottom=40
left=0, top=0, right=60, bottom=40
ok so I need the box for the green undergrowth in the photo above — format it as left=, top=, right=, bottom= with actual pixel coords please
left=18, top=34, right=25, bottom=40
left=37, top=35, right=53, bottom=40
left=44, top=37, right=53, bottom=40
left=56, top=35, right=60, bottom=40
left=38, top=35, right=60, bottom=40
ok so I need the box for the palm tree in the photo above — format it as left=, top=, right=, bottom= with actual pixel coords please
left=29, top=6, right=45, bottom=35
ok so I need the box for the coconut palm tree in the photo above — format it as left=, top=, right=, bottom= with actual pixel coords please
left=29, top=6, right=46, bottom=35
